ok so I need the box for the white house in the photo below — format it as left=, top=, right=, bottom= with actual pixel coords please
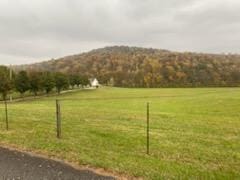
left=91, top=78, right=100, bottom=88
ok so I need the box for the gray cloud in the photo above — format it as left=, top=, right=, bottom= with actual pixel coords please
left=0, top=0, right=240, bottom=65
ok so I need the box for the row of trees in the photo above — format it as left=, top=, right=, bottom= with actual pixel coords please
left=0, top=66, right=90, bottom=100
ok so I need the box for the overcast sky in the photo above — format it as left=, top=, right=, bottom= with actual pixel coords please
left=1, top=0, right=240, bottom=65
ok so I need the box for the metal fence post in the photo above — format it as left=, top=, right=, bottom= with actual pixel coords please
left=147, top=102, right=150, bottom=155
left=5, top=100, right=8, bottom=130
left=56, top=99, right=61, bottom=138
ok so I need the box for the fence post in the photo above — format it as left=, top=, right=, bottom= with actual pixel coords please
left=4, top=100, right=8, bottom=130
left=146, top=102, right=150, bottom=155
left=56, top=99, right=61, bottom=138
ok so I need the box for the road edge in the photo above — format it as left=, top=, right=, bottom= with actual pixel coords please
left=0, top=143, right=139, bottom=180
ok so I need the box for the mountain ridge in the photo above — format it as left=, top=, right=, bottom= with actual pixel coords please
left=14, top=45, right=240, bottom=87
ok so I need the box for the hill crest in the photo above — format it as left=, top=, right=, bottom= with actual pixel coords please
left=14, top=46, right=240, bottom=87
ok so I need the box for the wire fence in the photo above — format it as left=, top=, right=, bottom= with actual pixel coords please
left=0, top=98, right=153, bottom=154
left=1, top=89, right=234, bottom=156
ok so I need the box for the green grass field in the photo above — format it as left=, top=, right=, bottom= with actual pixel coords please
left=0, top=87, right=240, bottom=179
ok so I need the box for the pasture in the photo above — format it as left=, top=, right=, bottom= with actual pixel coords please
left=0, top=87, right=240, bottom=179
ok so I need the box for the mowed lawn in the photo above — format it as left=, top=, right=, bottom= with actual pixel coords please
left=0, top=87, right=240, bottom=179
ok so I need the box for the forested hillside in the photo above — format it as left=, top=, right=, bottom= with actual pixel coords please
left=15, top=46, right=240, bottom=87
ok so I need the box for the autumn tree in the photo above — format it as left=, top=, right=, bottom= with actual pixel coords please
left=0, top=66, right=12, bottom=100
left=42, top=72, right=55, bottom=94
left=55, top=72, right=69, bottom=94
left=69, top=74, right=82, bottom=88
left=15, top=71, right=30, bottom=97
left=81, top=76, right=90, bottom=87
left=29, top=71, right=43, bottom=96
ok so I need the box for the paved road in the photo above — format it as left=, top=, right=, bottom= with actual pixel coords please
left=0, top=147, right=115, bottom=180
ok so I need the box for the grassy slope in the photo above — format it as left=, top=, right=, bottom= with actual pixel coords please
left=0, top=87, right=239, bottom=179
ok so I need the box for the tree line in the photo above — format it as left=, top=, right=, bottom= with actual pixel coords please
left=17, top=46, right=240, bottom=88
left=0, top=66, right=90, bottom=100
